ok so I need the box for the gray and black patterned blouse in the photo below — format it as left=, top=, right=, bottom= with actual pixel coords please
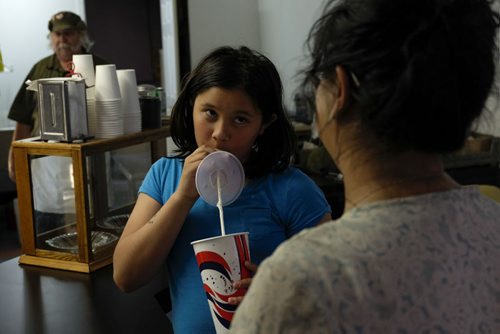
left=231, top=186, right=500, bottom=333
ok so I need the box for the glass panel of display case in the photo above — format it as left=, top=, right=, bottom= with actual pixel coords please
left=31, top=154, right=78, bottom=251
left=87, top=142, right=153, bottom=239
left=109, top=143, right=152, bottom=210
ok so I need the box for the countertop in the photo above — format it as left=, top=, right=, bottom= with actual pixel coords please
left=0, top=257, right=172, bottom=334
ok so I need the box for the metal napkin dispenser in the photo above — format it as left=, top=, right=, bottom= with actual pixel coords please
left=36, top=78, right=88, bottom=142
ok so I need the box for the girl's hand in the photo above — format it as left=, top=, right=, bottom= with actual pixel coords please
left=175, top=145, right=216, bottom=201
left=228, top=261, right=258, bottom=305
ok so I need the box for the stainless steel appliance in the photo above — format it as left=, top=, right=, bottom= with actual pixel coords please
left=38, top=78, right=88, bottom=142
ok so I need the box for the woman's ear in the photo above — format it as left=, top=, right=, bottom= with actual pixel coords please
left=259, top=113, right=277, bottom=135
left=331, top=65, right=351, bottom=118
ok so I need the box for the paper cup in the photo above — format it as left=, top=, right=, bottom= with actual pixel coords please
left=95, top=64, right=121, bottom=100
left=72, top=54, right=95, bottom=86
left=117, top=69, right=141, bottom=113
left=191, top=232, right=251, bottom=333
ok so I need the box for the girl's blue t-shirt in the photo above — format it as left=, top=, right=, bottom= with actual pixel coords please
left=139, top=157, right=331, bottom=334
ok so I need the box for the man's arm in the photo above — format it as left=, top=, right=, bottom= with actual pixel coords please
left=8, top=122, right=32, bottom=182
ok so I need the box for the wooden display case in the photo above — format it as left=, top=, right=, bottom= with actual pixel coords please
left=12, top=127, right=170, bottom=273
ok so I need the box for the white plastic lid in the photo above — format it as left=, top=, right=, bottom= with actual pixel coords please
left=195, top=151, right=245, bottom=206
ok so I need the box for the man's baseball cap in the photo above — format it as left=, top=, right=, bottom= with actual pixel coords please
left=48, top=11, right=87, bottom=32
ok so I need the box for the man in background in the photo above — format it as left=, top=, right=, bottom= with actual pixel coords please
left=7, top=11, right=107, bottom=233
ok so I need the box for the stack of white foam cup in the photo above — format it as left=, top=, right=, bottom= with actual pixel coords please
left=72, top=54, right=96, bottom=137
left=116, top=69, right=142, bottom=134
left=94, top=64, right=123, bottom=138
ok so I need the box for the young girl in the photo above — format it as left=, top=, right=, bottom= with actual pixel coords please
left=113, top=46, right=331, bottom=333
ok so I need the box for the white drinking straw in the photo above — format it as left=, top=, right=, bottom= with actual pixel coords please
left=216, top=170, right=226, bottom=236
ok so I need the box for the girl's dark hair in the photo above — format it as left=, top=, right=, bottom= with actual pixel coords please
left=170, top=46, right=296, bottom=178
left=303, top=0, right=500, bottom=153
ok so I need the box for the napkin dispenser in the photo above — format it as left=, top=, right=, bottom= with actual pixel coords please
left=37, top=78, right=88, bottom=142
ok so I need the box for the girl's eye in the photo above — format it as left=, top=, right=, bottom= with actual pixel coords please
left=234, top=116, right=249, bottom=125
left=204, top=109, right=217, bottom=119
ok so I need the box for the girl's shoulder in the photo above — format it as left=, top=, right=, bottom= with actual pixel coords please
left=148, top=156, right=184, bottom=180
left=266, top=166, right=317, bottom=188
left=152, top=156, right=184, bottom=169
left=251, top=167, right=323, bottom=201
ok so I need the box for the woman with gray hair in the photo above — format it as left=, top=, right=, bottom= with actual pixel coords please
left=231, top=0, right=500, bottom=332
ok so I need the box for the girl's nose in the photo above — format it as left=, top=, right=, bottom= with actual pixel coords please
left=212, top=122, right=230, bottom=142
